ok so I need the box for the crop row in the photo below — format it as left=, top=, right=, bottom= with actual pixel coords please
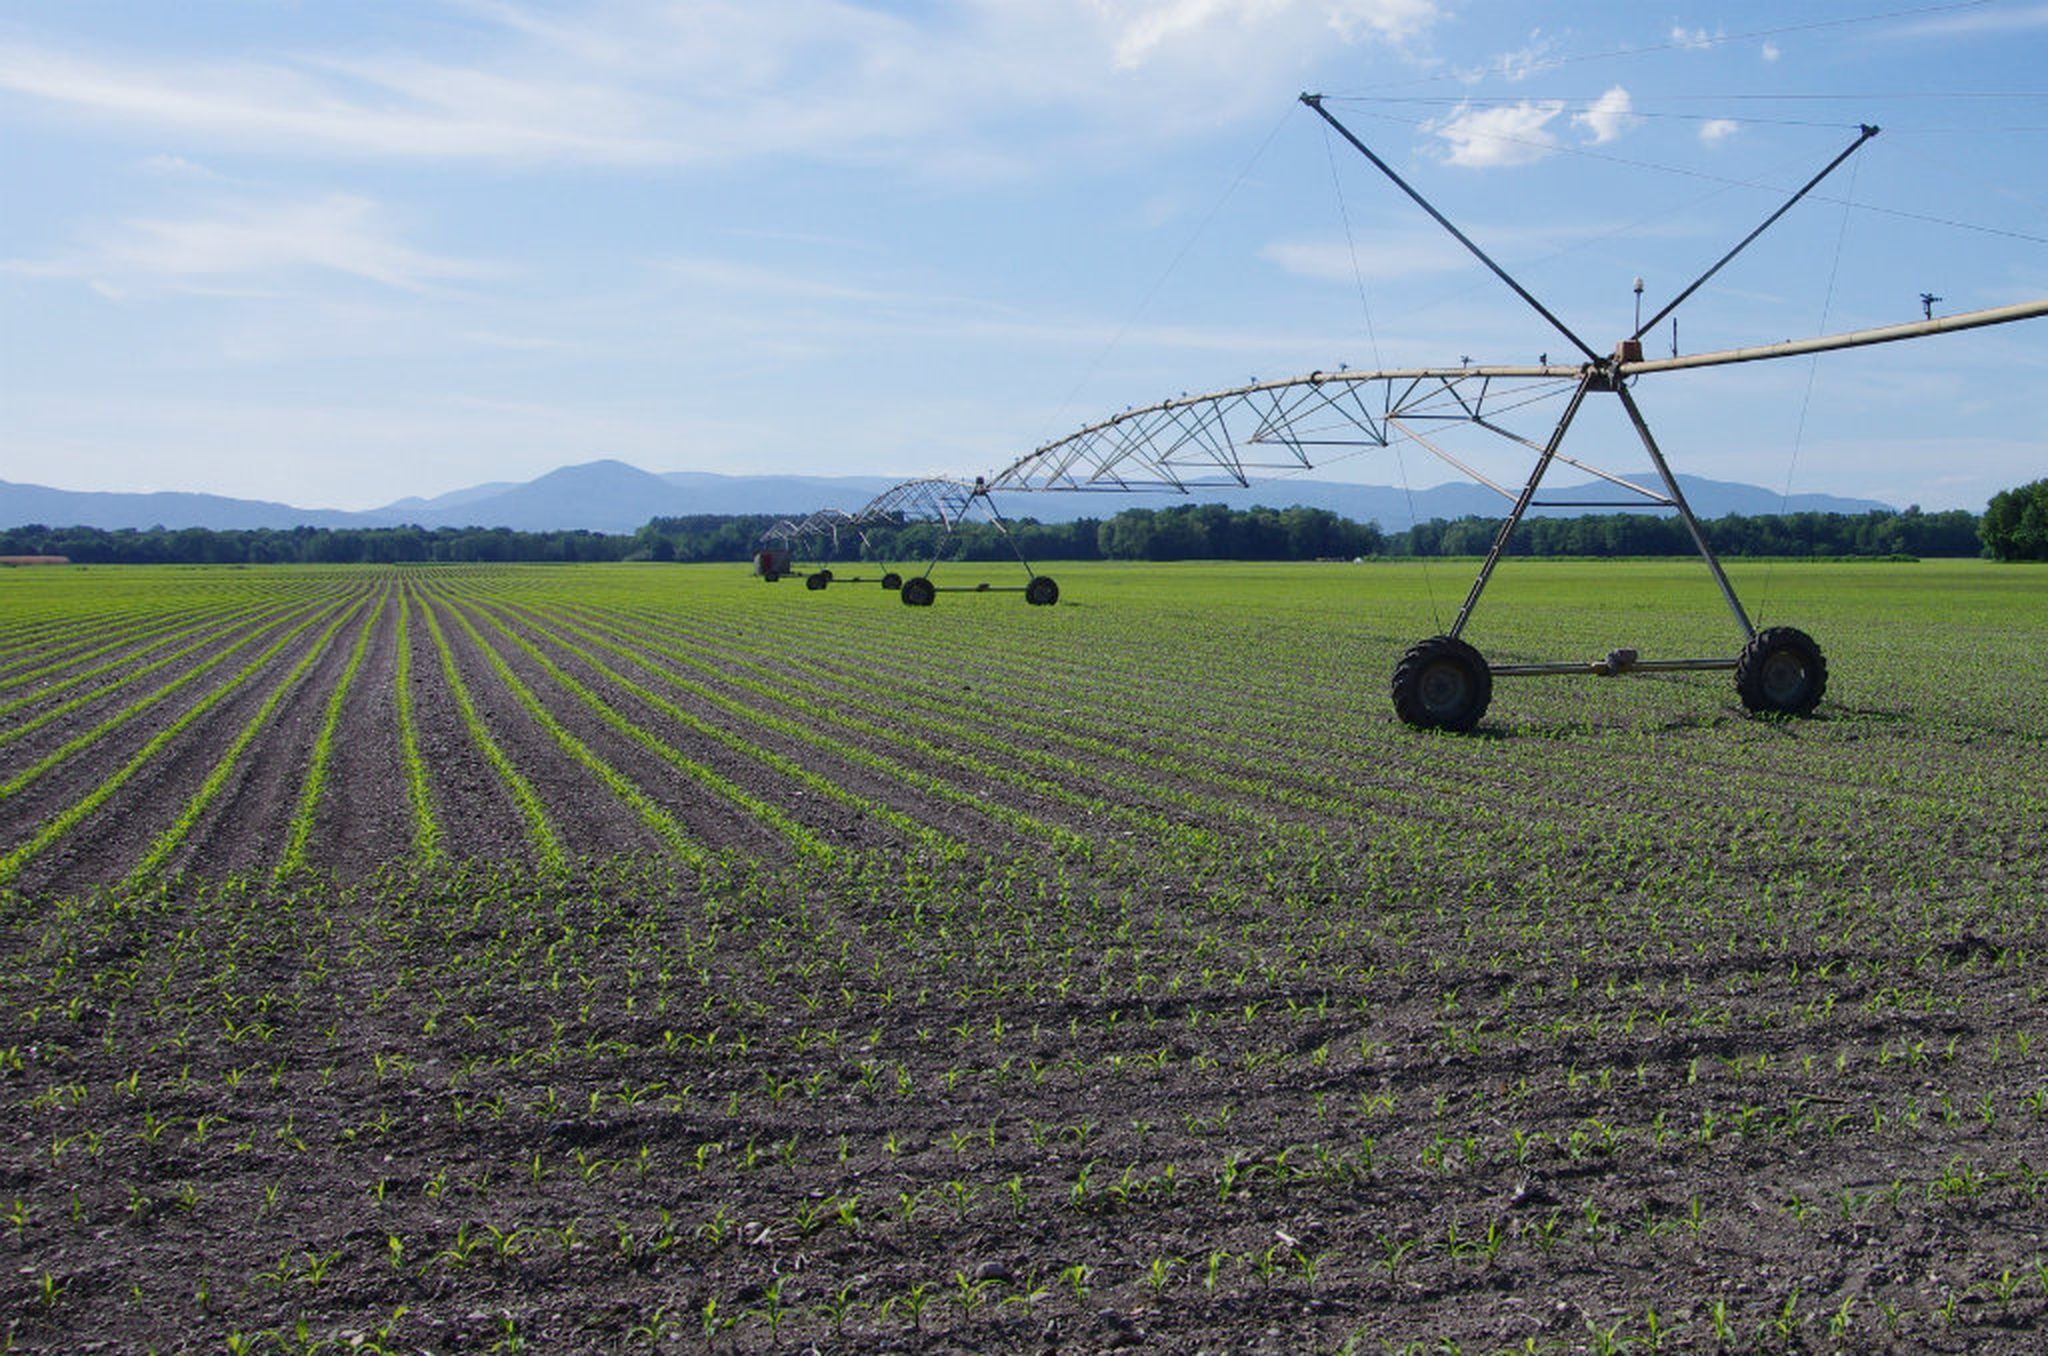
left=3, top=559, right=2046, bottom=1352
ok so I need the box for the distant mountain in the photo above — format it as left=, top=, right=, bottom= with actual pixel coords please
left=656, top=471, right=902, bottom=516
left=1024, top=473, right=1892, bottom=528
left=0, top=479, right=366, bottom=532
left=378, top=480, right=519, bottom=514
left=360, top=461, right=689, bottom=532
left=3, top=461, right=1894, bottom=535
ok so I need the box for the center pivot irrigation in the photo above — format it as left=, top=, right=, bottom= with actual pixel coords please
left=757, top=478, right=1060, bottom=607
left=765, top=96, right=2048, bottom=729
left=755, top=509, right=905, bottom=593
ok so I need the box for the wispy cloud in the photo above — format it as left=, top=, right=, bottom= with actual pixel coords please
left=0, top=1, right=1447, bottom=176
left=1260, top=232, right=1468, bottom=282
left=1110, top=0, right=1441, bottom=68
left=656, top=256, right=898, bottom=306
left=1476, top=29, right=1562, bottom=83
left=12, top=195, right=497, bottom=296
left=1700, top=119, right=1739, bottom=144
left=1885, top=2, right=2048, bottom=37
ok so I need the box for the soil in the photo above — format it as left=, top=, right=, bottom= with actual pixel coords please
left=4, top=569, right=2047, bottom=1353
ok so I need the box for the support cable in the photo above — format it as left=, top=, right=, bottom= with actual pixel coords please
left=1762, top=151, right=1864, bottom=620
left=1324, top=121, right=1439, bottom=626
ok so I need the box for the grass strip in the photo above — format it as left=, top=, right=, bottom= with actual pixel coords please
left=128, top=598, right=369, bottom=885
left=0, top=604, right=277, bottom=747
left=0, top=596, right=333, bottom=800
left=431, top=593, right=728, bottom=864
left=276, top=590, right=389, bottom=877
left=0, top=596, right=355, bottom=886
left=394, top=587, right=444, bottom=867
left=553, top=602, right=1119, bottom=855
left=412, top=586, right=565, bottom=871
left=487, top=598, right=1043, bottom=859
left=0, top=605, right=222, bottom=695
left=471, top=596, right=933, bottom=861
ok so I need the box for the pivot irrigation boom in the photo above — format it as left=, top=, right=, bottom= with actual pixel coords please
left=854, top=478, right=1060, bottom=608
left=975, top=97, right=2048, bottom=729
left=755, top=509, right=906, bottom=592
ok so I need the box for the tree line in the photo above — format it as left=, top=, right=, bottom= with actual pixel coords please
left=0, top=524, right=641, bottom=566
left=0, top=501, right=2007, bottom=566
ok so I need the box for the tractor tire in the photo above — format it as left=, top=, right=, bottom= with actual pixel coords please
left=1391, top=635, right=1492, bottom=733
left=881, top=572, right=903, bottom=591
left=1734, top=626, right=1827, bottom=716
left=900, top=577, right=937, bottom=607
left=804, top=572, right=828, bottom=591
left=1025, top=575, right=1060, bottom=607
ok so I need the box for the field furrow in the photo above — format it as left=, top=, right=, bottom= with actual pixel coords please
left=128, top=593, right=374, bottom=884
left=411, top=582, right=566, bottom=868
left=463, top=596, right=966, bottom=861
left=0, top=602, right=291, bottom=758
left=0, top=588, right=368, bottom=891
left=482, top=597, right=1079, bottom=858
left=3, top=560, right=2047, bottom=1356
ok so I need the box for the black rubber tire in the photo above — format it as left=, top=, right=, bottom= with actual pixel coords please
left=1391, top=635, right=1492, bottom=732
left=1734, top=626, right=1827, bottom=716
left=1025, top=575, right=1060, bottom=607
left=900, top=576, right=937, bottom=607
left=881, top=572, right=903, bottom=591
left=804, top=572, right=828, bottom=591
left=816, top=569, right=833, bottom=584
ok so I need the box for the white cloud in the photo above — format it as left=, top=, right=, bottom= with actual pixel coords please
left=1760, top=40, right=1780, bottom=61
left=1261, top=232, right=1468, bottom=282
left=1885, top=3, right=2048, bottom=37
left=656, top=256, right=897, bottom=306
left=20, top=196, right=497, bottom=296
left=1429, top=101, right=1563, bottom=168
left=136, top=154, right=220, bottom=180
left=0, top=2, right=1447, bottom=176
left=1670, top=25, right=1717, bottom=49
left=1107, top=0, right=1440, bottom=68
left=1571, top=86, right=1635, bottom=145
left=1700, top=119, right=1739, bottom=144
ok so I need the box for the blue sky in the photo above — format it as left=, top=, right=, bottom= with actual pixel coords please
left=3, top=0, right=2045, bottom=512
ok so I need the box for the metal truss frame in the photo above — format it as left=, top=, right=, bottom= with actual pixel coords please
left=849, top=478, right=1059, bottom=605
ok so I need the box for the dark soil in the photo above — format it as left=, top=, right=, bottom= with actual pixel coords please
left=6, top=842, right=2048, bottom=1355
left=5, top=568, right=2048, bottom=1353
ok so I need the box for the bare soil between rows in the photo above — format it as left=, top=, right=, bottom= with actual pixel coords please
left=5, top=847, right=2048, bottom=1355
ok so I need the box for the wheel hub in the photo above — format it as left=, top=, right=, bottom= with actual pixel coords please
left=1419, top=662, right=1471, bottom=714
left=1760, top=651, right=1808, bottom=705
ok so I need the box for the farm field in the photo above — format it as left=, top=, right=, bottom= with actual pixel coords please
left=3, top=557, right=2047, bottom=1353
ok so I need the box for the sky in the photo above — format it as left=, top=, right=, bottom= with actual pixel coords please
left=3, top=0, right=2046, bottom=513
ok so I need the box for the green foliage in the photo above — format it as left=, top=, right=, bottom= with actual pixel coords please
left=1980, top=478, right=2048, bottom=560
left=0, top=500, right=1984, bottom=565
left=2, top=559, right=2047, bottom=1352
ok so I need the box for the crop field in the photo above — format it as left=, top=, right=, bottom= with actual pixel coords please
left=2, top=558, right=2047, bottom=1353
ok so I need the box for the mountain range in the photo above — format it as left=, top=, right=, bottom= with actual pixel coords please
left=1, top=459, right=1895, bottom=535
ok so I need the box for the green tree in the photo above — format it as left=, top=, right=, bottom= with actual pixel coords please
left=1981, top=479, right=2048, bottom=561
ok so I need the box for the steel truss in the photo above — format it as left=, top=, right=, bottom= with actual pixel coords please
left=755, top=96, right=2048, bottom=725
left=756, top=508, right=905, bottom=592
left=850, top=478, right=1060, bottom=608
left=945, top=98, right=2044, bottom=728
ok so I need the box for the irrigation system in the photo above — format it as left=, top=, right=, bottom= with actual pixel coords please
left=762, top=96, right=2048, bottom=729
